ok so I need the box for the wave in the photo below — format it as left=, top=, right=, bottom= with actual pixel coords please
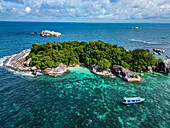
left=14, top=70, right=43, bottom=77
left=128, top=39, right=158, bottom=45
left=0, top=56, right=11, bottom=67
left=8, top=69, right=43, bottom=77
left=0, top=56, right=43, bottom=77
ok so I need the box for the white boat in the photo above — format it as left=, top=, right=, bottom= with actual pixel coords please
left=122, top=97, right=145, bottom=105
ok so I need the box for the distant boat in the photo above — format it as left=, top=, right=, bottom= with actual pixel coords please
left=128, top=27, right=139, bottom=29
left=122, top=97, right=145, bottom=105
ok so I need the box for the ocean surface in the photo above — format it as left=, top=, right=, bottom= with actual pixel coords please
left=0, top=22, right=169, bottom=127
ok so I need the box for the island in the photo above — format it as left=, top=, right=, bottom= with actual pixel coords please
left=40, top=30, right=62, bottom=37
left=128, top=27, right=139, bottom=29
left=3, top=40, right=169, bottom=82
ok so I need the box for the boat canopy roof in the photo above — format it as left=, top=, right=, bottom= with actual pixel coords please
left=123, top=97, right=141, bottom=101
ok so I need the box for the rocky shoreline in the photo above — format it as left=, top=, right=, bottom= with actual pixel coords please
left=90, top=64, right=115, bottom=78
left=111, top=65, right=141, bottom=82
left=2, top=49, right=170, bottom=81
left=3, top=49, right=68, bottom=77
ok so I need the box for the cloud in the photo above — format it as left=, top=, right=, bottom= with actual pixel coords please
left=102, top=8, right=106, bottom=14
left=25, top=7, right=31, bottom=13
left=0, top=5, right=3, bottom=13
left=0, top=5, right=3, bottom=10
left=3, top=0, right=24, bottom=4
left=6, top=7, right=16, bottom=13
left=0, top=0, right=169, bottom=22
left=18, top=11, right=25, bottom=16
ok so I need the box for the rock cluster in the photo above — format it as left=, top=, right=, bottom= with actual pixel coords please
left=111, top=65, right=141, bottom=82
left=155, top=59, right=170, bottom=73
left=3, top=48, right=169, bottom=80
left=91, top=64, right=115, bottom=78
left=44, top=63, right=68, bottom=77
left=4, top=49, right=31, bottom=70
left=146, top=66, right=153, bottom=72
left=3, top=49, right=68, bottom=76
left=40, top=30, right=62, bottom=37
left=153, top=49, right=164, bottom=53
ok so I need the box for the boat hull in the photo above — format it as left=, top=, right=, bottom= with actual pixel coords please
left=122, top=98, right=145, bottom=105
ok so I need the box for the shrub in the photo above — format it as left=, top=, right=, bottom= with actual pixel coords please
left=98, top=59, right=111, bottom=70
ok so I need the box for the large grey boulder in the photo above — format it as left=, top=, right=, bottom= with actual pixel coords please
left=53, top=63, right=68, bottom=73
left=24, top=58, right=32, bottom=67
left=92, top=64, right=115, bottom=78
left=3, top=49, right=31, bottom=70
left=146, top=66, right=153, bottom=72
left=45, top=63, right=68, bottom=76
left=31, top=66, right=37, bottom=71
left=111, top=65, right=141, bottom=82
left=156, top=59, right=170, bottom=73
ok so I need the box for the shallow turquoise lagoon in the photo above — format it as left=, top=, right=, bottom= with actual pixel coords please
left=0, top=66, right=169, bottom=127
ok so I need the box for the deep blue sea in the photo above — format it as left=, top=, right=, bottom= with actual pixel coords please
left=0, top=22, right=170, bottom=127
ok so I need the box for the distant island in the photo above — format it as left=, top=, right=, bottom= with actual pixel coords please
left=40, top=30, right=62, bottom=37
left=3, top=40, right=170, bottom=81
left=34, top=30, right=62, bottom=37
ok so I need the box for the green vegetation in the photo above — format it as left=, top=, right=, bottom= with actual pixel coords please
left=131, top=75, right=139, bottom=78
left=26, top=40, right=162, bottom=71
left=98, top=59, right=111, bottom=70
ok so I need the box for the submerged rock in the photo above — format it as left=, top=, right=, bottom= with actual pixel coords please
left=156, top=59, right=170, bottom=73
left=34, top=32, right=38, bottom=34
left=153, top=49, right=164, bottom=53
left=111, top=65, right=141, bottom=82
left=141, top=74, right=144, bottom=76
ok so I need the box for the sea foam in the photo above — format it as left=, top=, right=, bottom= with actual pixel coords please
left=128, top=39, right=157, bottom=45
left=0, top=56, right=43, bottom=77
left=0, top=56, right=10, bottom=67
left=14, top=70, right=43, bottom=77
left=8, top=69, right=43, bottom=77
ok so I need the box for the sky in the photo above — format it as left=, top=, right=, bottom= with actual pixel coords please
left=0, top=0, right=170, bottom=23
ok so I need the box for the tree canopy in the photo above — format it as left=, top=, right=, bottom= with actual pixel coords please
left=26, top=40, right=162, bottom=71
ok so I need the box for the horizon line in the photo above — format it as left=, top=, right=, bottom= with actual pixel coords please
left=0, top=20, right=170, bottom=24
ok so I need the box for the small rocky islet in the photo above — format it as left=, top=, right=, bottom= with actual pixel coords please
left=34, top=30, right=62, bottom=37
left=3, top=40, right=170, bottom=81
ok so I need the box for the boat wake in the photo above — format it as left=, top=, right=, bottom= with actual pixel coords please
left=128, top=39, right=157, bottom=45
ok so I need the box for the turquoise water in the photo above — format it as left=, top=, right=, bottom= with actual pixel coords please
left=0, top=22, right=170, bottom=127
